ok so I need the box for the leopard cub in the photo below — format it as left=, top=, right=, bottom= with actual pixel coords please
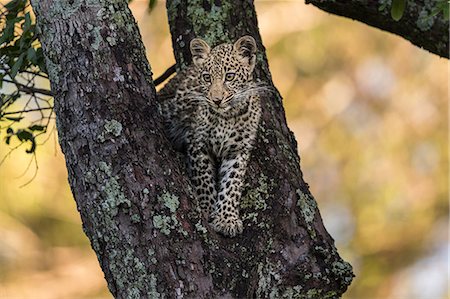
left=159, top=36, right=264, bottom=237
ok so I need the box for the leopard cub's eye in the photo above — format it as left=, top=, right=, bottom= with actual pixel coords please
left=202, top=73, right=211, bottom=82
left=225, top=72, right=235, bottom=81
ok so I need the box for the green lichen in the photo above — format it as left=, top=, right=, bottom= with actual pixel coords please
left=256, top=260, right=282, bottom=298
left=84, top=171, right=96, bottom=183
left=98, top=119, right=123, bottom=142
left=186, top=1, right=233, bottom=46
left=148, top=248, right=158, bottom=264
left=89, top=26, right=103, bottom=51
left=195, top=220, right=208, bottom=234
left=152, top=191, right=186, bottom=236
left=131, top=214, right=141, bottom=223
left=331, top=260, right=354, bottom=286
left=107, top=249, right=156, bottom=298
left=242, top=212, right=258, bottom=223
left=296, top=189, right=317, bottom=238
left=104, top=119, right=123, bottom=137
left=158, top=191, right=179, bottom=213
left=305, top=245, right=354, bottom=292
left=271, top=128, right=300, bottom=167
left=111, top=10, right=126, bottom=27
left=281, top=286, right=303, bottom=298
left=43, top=56, right=61, bottom=85
left=305, top=289, right=338, bottom=299
left=148, top=273, right=161, bottom=299
left=280, top=286, right=339, bottom=299
left=98, top=161, right=130, bottom=216
left=152, top=214, right=177, bottom=235
left=241, top=173, right=270, bottom=210
left=34, top=0, right=83, bottom=19
left=106, top=36, right=117, bottom=46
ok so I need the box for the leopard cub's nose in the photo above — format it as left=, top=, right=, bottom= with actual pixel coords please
left=213, top=98, right=222, bottom=106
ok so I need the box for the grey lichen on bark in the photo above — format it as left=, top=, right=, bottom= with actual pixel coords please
left=306, top=0, right=449, bottom=58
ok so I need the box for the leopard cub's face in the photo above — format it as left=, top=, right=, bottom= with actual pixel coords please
left=190, top=36, right=257, bottom=111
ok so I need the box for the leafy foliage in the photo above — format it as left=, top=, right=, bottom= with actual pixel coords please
left=390, top=0, right=450, bottom=21
left=431, top=0, right=449, bottom=20
left=391, top=0, right=406, bottom=21
left=0, top=0, right=159, bottom=158
left=0, top=0, right=53, bottom=157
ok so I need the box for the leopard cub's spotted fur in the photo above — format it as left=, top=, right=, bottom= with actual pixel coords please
left=159, top=36, right=265, bottom=237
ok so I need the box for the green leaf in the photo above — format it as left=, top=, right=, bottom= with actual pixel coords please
left=16, top=129, right=33, bottom=141
left=444, top=6, right=449, bottom=20
left=25, top=138, right=36, bottom=153
left=10, top=52, right=25, bottom=78
left=23, top=12, right=32, bottom=33
left=5, top=0, right=27, bottom=11
left=438, top=0, right=449, bottom=20
left=148, top=0, right=157, bottom=11
left=0, top=21, right=15, bottom=45
left=391, top=0, right=407, bottom=21
left=29, top=125, right=45, bottom=131
left=27, top=47, right=37, bottom=64
left=5, top=116, right=24, bottom=121
left=35, top=47, right=47, bottom=72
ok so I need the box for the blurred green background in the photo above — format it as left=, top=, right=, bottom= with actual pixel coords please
left=0, top=1, right=448, bottom=298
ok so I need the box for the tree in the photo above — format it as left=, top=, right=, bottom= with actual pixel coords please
left=2, top=0, right=447, bottom=298
left=306, top=0, right=449, bottom=58
left=26, top=0, right=354, bottom=297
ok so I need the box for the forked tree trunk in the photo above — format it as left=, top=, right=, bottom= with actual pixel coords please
left=31, top=0, right=353, bottom=297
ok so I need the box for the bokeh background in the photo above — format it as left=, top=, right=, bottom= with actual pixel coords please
left=0, top=1, right=448, bottom=298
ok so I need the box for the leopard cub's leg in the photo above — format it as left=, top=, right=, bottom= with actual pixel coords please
left=187, top=144, right=217, bottom=218
left=210, top=152, right=250, bottom=237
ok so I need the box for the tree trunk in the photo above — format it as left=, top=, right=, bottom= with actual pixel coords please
left=306, top=0, right=449, bottom=59
left=31, top=0, right=353, bottom=298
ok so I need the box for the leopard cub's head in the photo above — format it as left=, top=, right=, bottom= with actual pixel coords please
left=190, top=36, right=257, bottom=110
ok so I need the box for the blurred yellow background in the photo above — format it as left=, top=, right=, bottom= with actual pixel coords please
left=0, top=1, right=448, bottom=298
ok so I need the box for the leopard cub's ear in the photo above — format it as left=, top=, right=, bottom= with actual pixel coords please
left=190, top=38, right=211, bottom=68
left=233, top=35, right=257, bottom=72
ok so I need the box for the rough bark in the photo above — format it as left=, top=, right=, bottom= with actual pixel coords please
left=31, top=0, right=213, bottom=297
left=32, top=0, right=353, bottom=298
left=306, top=0, right=449, bottom=58
left=165, top=1, right=354, bottom=297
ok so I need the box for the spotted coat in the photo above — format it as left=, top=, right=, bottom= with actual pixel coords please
left=158, top=36, right=267, bottom=237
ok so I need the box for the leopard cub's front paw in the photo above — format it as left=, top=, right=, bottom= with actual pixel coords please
left=210, top=215, right=243, bottom=237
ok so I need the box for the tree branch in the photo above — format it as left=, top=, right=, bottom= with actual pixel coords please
left=2, top=78, right=53, bottom=96
left=2, top=106, right=53, bottom=115
left=153, top=64, right=176, bottom=86
left=306, top=0, right=449, bottom=58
